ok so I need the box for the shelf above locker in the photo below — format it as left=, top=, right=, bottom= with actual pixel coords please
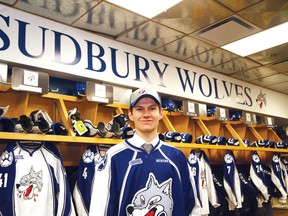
left=0, top=132, right=287, bottom=153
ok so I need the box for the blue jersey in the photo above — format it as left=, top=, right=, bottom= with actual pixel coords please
left=0, top=141, right=75, bottom=216
left=271, top=153, right=288, bottom=203
left=238, top=171, right=258, bottom=213
left=223, top=150, right=242, bottom=210
left=250, top=151, right=270, bottom=203
left=89, top=137, right=197, bottom=216
left=73, top=145, right=108, bottom=215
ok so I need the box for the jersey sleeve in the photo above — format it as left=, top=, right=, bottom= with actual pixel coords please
left=187, top=150, right=201, bottom=206
left=44, top=143, right=76, bottom=216
left=89, top=151, right=111, bottom=216
left=0, top=142, right=17, bottom=216
left=223, top=150, right=242, bottom=210
left=205, top=158, right=220, bottom=208
left=178, top=150, right=197, bottom=216
left=73, top=145, right=98, bottom=216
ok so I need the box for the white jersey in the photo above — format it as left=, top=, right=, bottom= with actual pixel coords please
left=187, top=150, right=220, bottom=215
left=0, top=141, right=75, bottom=216
left=271, top=153, right=288, bottom=203
left=73, top=145, right=107, bottom=216
left=223, top=150, right=242, bottom=210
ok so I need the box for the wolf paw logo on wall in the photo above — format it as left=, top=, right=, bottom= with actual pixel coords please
left=256, top=90, right=267, bottom=110
left=16, top=166, right=43, bottom=202
left=126, top=173, right=173, bottom=216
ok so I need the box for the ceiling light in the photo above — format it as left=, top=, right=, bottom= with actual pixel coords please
left=221, top=22, right=288, bottom=57
left=107, top=0, right=182, bottom=18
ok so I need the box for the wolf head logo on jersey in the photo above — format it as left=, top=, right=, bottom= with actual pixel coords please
left=224, top=153, right=233, bottom=164
left=187, top=152, right=197, bottom=165
left=16, top=166, right=43, bottom=201
left=272, top=154, right=279, bottom=163
left=252, top=153, right=260, bottom=163
left=126, top=173, right=173, bottom=216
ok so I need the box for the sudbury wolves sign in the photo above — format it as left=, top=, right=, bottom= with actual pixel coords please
left=0, top=4, right=287, bottom=118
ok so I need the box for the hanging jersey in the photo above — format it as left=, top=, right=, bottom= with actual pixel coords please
left=73, top=145, right=107, bottom=216
left=261, top=165, right=278, bottom=198
left=187, top=150, right=220, bottom=215
left=209, top=171, right=229, bottom=216
left=0, top=141, right=75, bottom=216
left=223, top=150, right=242, bottom=210
left=250, top=151, right=270, bottom=203
left=89, top=137, right=197, bottom=216
left=187, top=150, right=201, bottom=206
left=271, top=153, right=288, bottom=203
left=238, top=171, right=258, bottom=214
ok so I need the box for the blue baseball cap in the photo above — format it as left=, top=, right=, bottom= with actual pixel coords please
left=130, top=87, right=161, bottom=108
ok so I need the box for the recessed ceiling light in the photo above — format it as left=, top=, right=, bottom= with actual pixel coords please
left=107, top=0, right=182, bottom=18
left=221, top=22, right=288, bottom=57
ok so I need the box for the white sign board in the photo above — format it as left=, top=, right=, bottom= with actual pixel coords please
left=0, top=4, right=287, bottom=118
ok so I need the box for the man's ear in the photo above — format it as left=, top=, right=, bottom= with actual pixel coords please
left=159, top=108, right=164, bottom=120
left=128, top=110, right=134, bottom=121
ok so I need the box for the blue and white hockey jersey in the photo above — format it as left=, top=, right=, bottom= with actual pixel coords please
left=250, top=151, right=270, bottom=205
left=0, top=141, right=75, bottom=216
left=89, top=135, right=197, bottom=216
left=271, top=153, right=288, bottom=203
left=187, top=150, right=220, bottom=215
left=223, top=150, right=242, bottom=210
left=73, top=145, right=108, bottom=216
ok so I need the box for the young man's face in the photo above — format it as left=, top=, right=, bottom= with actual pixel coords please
left=128, top=97, right=163, bottom=135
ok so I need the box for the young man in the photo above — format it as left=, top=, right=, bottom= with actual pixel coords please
left=89, top=87, right=199, bottom=216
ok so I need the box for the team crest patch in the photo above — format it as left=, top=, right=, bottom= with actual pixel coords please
left=126, top=173, right=173, bottom=216
left=272, top=154, right=279, bottom=163
left=188, top=153, right=197, bottom=165
left=252, top=153, right=260, bottom=163
left=224, top=153, right=233, bottom=164
left=0, top=150, right=13, bottom=167
left=16, top=166, right=43, bottom=202
left=82, top=149, right=94, bottom=164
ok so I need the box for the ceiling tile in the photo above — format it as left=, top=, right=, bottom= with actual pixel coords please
left=268, top=81, right=288, bottom=92
left=251, top=73, right=288, bottom=86
left=154, top=36, right=215, bottom=61
left=153, top=0, right=233, bottom=34
left=73, top=2, right=147, bottom=37
left=0, top=0, right=16, bottom=5
left=247, top=43, right=288, bottom=65
left=237, top=0, right=288, bottom=29
left=209, top=56, right=261, bottom=75
left=116, top=21, right=184, bottom=51
left=185, top=48, right=240, bottom=73
left=215, top=0, right=262, bottom=12
left=272, top=60, right=288, bottom=73
left=14, top=0, right=100, bottom=24
left=231, top=66, right=279, bottom=81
